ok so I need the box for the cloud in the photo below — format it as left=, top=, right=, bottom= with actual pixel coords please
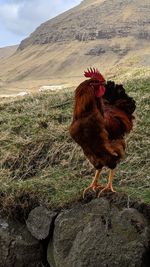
left=0, top=0, right=81, bottom=37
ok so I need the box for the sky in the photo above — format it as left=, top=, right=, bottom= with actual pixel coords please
left=0, top=0, right=81, bottom=48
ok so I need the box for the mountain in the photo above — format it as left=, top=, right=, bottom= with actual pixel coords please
left=0, top=45, right=18, bottom=60
left=19, top=0, right=150, bottom=49
left=0, top=0, right=149, bottom=95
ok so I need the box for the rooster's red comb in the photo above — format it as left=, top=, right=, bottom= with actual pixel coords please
left=84, top=67, right=105, bottom=82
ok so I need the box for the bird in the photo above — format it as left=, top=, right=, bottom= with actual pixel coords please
left=69, top=67, right=136, bottom=197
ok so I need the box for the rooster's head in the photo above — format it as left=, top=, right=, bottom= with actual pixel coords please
left=84, top=67, right=106, bottom=97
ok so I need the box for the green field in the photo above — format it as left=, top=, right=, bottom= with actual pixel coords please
left=0, top=78, right=150, bottom=219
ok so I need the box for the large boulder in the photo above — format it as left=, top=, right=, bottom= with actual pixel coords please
left=48, top=198, right=150, bottom=267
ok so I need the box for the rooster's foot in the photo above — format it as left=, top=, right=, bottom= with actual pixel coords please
left=83, top=182, right=104, bottom=198
left=98, top=184, right=116, bottom=197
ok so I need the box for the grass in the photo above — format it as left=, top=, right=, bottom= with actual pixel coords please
left=0, top=78, right=150, bottom=219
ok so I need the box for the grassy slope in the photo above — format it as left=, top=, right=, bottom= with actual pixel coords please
left=0, top=41, right=149, bottom=96
left=0, top=78, right=149, bottom=218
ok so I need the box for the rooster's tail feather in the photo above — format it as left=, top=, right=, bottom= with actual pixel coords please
left=103, top=81, right=136, bottom=115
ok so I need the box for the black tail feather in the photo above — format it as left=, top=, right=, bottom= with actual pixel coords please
left=103, top=81, right=136, bottom=115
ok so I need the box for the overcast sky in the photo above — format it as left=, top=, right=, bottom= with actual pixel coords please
left=0, top=0, right=81, bottom=48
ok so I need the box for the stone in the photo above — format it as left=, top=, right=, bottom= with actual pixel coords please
left=47, top=198, right=150, bottom=267
left=26, top=206, right=57, bottom=240
left=85, top=46, right=106, bottom=56
left=0, top=215, right=43, bottom=267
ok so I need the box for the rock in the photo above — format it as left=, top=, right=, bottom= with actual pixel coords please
left=26, top=206, right=57, bottom=240
left=0, top=215, right=43, bottom=267
left=47, top=198, right=150, bottom=267
left=85, top=46, right=106, bottom=56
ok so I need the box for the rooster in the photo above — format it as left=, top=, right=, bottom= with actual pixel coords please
left=69, top=68, right=136, bottom=197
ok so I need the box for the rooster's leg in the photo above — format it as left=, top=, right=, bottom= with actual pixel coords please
left=98, top=169, right=116, bottom=196
left=83, top=169, right=103, bottom=198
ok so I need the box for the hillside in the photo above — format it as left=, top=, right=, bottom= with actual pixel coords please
left=19, top=0, right=150, bottom=49
left=0, top=0, right=149, bottom=95
left=0, top=78, right=149, bottom=218
left=0, top=45, right=18, bottom=60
